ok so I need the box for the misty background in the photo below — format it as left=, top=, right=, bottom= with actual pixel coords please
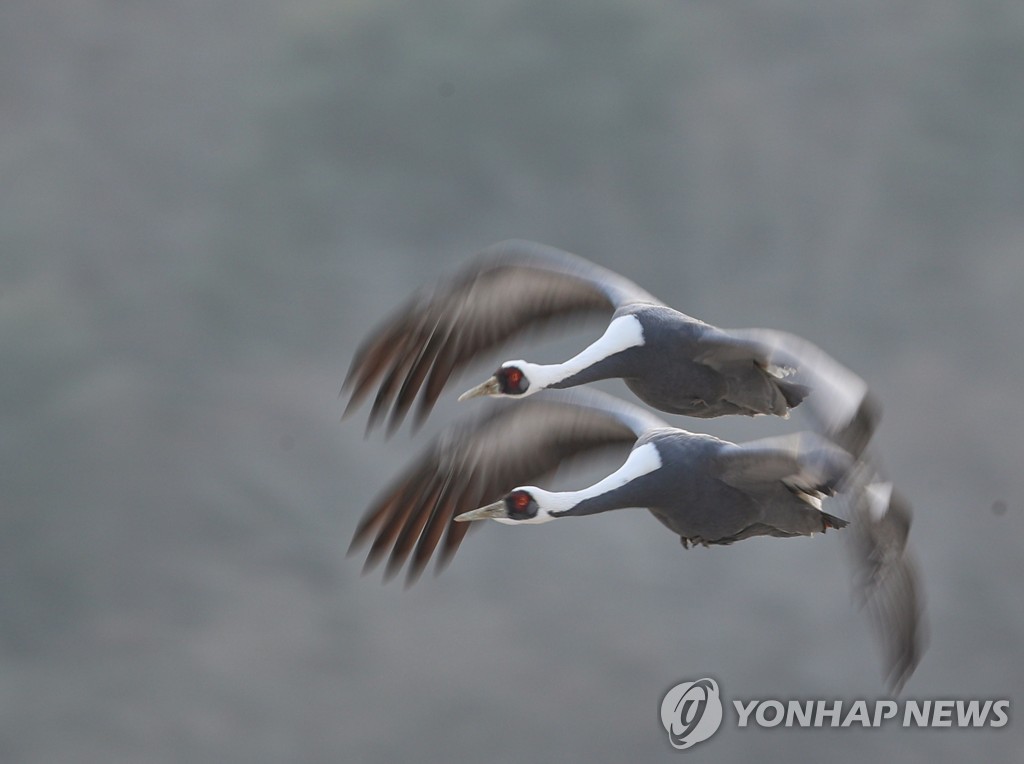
left=3, top=0, right=1023, bottom=761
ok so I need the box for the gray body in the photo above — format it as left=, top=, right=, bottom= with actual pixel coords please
left=552, top=304, right=806, bottom=419
left=558, top=428, right=845, bottom=546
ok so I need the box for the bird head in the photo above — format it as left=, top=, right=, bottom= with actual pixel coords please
left=454, top=488, right=561, bottom=525
left=457, top=361, right=540, bottom=401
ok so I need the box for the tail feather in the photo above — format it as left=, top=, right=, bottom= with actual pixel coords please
left=821, top=510, right=849, bottom=531
left=776, top=378, right=812, bottom=409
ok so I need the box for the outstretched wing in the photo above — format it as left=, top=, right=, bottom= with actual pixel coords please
left=696, top=327, right=880, bottom=456
left=842, top=464, right=927, bottom=693
left=348, top=390, right=664, bottom=585
left=720, top=433, right=925, bottom=691
left=343, top=240, right=660, bottom=433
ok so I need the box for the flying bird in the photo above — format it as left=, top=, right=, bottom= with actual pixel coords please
left=343, top=239, right=877, bottom=450
left=350, top=389, right=854, bottom=584
left=348, top=389, right=923, bottom=691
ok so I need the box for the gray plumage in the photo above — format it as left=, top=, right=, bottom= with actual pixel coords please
left=841, top=462, right=927, bottom=693
left=545, top=424, right=854, bottom=545
left=342, top=239, right=878, bottom=442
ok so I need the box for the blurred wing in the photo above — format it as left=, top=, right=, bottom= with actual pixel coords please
left=717, top=432, right=853, bottom=494
left=348, top=390, right=661, bottom=585
left=697, top=327, right=880, bottom=457
left=342, top=240, right=660, bottom=433
left=843, top=463, right=927, bottom=693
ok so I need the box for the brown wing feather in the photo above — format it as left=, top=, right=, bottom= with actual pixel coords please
left=350, top=393, right=649, bottom=585
left=343, top=240, right=659, bottom=433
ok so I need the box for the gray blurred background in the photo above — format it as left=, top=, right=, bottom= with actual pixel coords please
left=3, top=0, right=1023, bottom=761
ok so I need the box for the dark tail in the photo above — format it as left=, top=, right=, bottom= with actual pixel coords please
left=776, top=379, right=812, bottom=409
left=821, top=511, right=849, bottom=532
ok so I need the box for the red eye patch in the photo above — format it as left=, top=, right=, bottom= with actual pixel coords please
left=506, top=369, right=522, bottom=385
left=511, top=491, right=530, bottom=510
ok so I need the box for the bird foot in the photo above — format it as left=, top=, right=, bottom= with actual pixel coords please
left=680, top=535, right=711, bottom=548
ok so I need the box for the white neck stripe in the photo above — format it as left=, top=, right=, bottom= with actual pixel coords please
left=498, top=441, right=662, bottom=523
left=505, top=313, right=645, bottom=391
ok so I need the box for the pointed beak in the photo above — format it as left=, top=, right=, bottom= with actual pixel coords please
left=457, top=376, right=501, bottom=402
left=454, top=500, right=508, bottom=522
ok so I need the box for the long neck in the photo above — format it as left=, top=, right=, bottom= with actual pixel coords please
left=544, top=441, right=663, bottom=517
left=529, top=314, right=645, bottom=390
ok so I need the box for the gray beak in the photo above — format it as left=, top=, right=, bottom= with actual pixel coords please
left=454, top=500, right=508, bottom=522
left=457, top=376, right=501, bottom=402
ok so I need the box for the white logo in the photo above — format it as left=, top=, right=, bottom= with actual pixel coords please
left=660, top=678, right=723, bottom=750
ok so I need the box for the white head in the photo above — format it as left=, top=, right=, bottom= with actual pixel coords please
left=457, top=361, right=560, bottom=402
left=454, top=487, right=576, bottom=525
